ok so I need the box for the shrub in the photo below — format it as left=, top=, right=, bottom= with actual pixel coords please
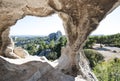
left=93, top=58, right=120, bottom=81
left=46, top=52, right=58, bottom=60
left=84, top=49, right=104, bottom=68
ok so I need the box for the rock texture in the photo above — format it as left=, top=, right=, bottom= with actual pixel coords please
left=0, top=0, right=120, bottom=81
left=0, top=56, right=75, bottom=81
left=48, top=31, right=62, bottom=41
left=13, top=47, right=29, bottom=58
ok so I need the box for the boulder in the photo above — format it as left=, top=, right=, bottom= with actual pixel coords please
left=0, top=56, right=76, bottom=81
left=13, top=47, right=29, bottom=58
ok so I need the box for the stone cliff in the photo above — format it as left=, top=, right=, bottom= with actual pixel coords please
left=0, top=0, right=120, bottom=81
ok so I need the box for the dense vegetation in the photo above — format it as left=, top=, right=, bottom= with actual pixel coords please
left=84, top=49, right=104, bottom=68
left=12, top=35, right=67, bottom=60
left=84, top=49, right=120, bottom=81
left=12, top=33, right=120, bottom=60
left=84, top=33, right=120, bottom=48
left=12, top=33, right=120, bottom=80
left=84, top=33, right=120, bottom=81
left=93, top=58, right=120, bottom=81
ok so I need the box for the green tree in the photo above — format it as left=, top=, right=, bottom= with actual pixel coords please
left=46, top=52, right=58, bottom=60
left=84, top=49, right=104, bottom=68
left=58, top=36, right=67, bottom=46
left=84, top=36, right=96, bottom=49
left=49, top=40, right=55, bottom=50
left=93, top=58, right=120, bottom=81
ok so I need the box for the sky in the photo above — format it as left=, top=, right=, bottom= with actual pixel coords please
left=91, top=6, right=120, bottom=35
left=10, top=6, right=120, bottom=36
left=10, top=14, right=65, bottom=36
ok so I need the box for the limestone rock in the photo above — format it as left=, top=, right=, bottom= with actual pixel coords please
left=1, top=28, right=27, bottom=58
left=0, top=0, right=120, bottom=81
left=13, top=47, right=29, bottom=58
left=1, top=28, right=21, bottom=58
left=0, top=56, right=76, bottom=81
left=48, top=31, right=62, bottom=41
left=5, top=46, right=20, bottom=59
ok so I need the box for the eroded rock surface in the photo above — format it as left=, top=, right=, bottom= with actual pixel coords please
left=0, top=0, right=120, bottom=81
left=13, top=47, right=29, bottom=58
left=0, top=56, right=75, bottom=81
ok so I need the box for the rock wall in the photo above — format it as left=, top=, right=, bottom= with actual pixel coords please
left=0, top=0, right=120, bottom=81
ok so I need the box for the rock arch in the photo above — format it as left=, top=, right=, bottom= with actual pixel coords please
left=0, top=0, right=120, bottom=81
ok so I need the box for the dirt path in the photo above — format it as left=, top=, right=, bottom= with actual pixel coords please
left=93, top=44, right=120, bottom=61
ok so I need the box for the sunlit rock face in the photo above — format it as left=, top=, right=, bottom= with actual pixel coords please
left=0, top=0, right=120, bottom=81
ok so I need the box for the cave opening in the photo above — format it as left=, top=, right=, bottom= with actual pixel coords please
left=86, top=6, right=120, bottom=48
left=83, top=6, right=120, bottom=61
left=83, top=6, right=120, bottom=81
left=83, top=6, right=120, bottom=51
left=9, top=14, right=66, bottom=60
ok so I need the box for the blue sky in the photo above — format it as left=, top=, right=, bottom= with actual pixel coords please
left=91, top=6, right=120, bottom=35
left=10, top=14, right=65, bottom=36
left=10, top=6, right=120, bottom=36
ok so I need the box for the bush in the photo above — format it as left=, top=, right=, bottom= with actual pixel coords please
left=93, top=58, right=120, bottom=81
left=46, top=52, right=58, bottom=60
left=84, top=49, right=104, bottom=68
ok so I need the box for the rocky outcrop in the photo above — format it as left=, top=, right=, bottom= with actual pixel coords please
left=0, top=0, right=120, bottom=81
left=1, top=28, right=29, bottom=58
left=1, top=28, right=21, bottom=58
left=0, top=56, right=75, bottom=81
left=48, top=31, right=62, bottom=41
left=13, top=47, right=29, bottom=58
